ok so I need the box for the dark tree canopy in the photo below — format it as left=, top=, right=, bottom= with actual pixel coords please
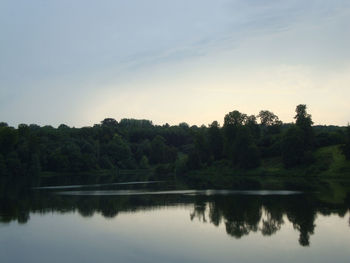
left=208, top=121, right=224, bottom=161
left=342, top=125, right=350, bottom=160
left=0, top=104, right=348, bottom=178
left=296, top=104, right=314, bottom=148
left=224, top=110, right=247, bottom=126
left=295, top=104, right=313, bottom=128
left=281, top=126, right=305, bottom=167
left=258, top=110, right=282, bottom=126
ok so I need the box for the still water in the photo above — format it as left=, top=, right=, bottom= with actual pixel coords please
left=1, top=181, right=350, bottom=263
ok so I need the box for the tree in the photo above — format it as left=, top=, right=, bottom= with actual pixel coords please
left=223, top=111, right=260, bottom=168
left=245, top=115, right=260, bottom=140
left=280, top=104, right=315, bottom=168
left=257, top=110, right=282, bottom=158
left=281, top=126, right=305, bottom=167
left=342, top=125, right=350, bottom=160
left=101, top=118, right=118, bottom=128
left=18, top=124, right=30, bottom=137
left=258, top=110, right=282, bottom=135
left=223, top=110, right=246, bottom=158
left=119, top=118, right=153, bottom=128
left=139, top=155, right=150, bottom=169
left=179, top=122, right=189, bottom=129
left=28, top=154, right=41, bottom=176
left=5, top=152, right=22, bottom=176
left=150, top=135, right=167, bottom=164
left=58, top=124, right=70, bottom=130
left=224, top=110, right=247, bottom=126
left=232, top=126, right=260, bottom=168
left=193, top=128, right=210, bottom=165
left=295, top=105, right=313, bottom=127
left=208, top=121, right=223, bottom=160
left=258, top=110, right=281, bottom=126
left=0, top=127, right=18, bottom=155
left=0, top=154, right=7, bottom=177
left=295, top=104, right=314, bottom=149
left=104, top=134, right=132, bottom=168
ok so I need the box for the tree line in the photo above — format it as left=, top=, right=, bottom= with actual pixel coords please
left=0, top=104, right=349, bottom=178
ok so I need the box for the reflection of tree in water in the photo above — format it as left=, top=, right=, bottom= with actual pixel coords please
left=345, top=193, right=350, bottom=227
left=190, top=200, right=207, bottom=223
left=192, top=196, right=284, bottom=239
left=208, top=202, right=222, bottom=226
left=1, top=188, right=350, bottom=247
left=287, top=211, right=316, bottom=247
left=260, top=200, right=285, bottom=236
left=77, top=197, right=98, bottom=217
left=284, top=196, right=316, bottom=246
left=100, top=198, right=120, bottom=218
left=222, top=197, right=261, bottom=239
left=260, top=212, right=283, bottom=236
left=189, top=195, right=349, bottom=247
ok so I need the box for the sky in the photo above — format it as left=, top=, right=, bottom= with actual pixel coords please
left=1, top=0, right=350, bottom=127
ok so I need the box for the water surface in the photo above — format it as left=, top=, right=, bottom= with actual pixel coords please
left=1, top=181, right=349, bottom=263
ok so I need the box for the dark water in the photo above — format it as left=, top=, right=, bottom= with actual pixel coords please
left=1, top=181, right=350, bottom=263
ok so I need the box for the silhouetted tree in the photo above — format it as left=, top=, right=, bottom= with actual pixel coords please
left=258, top=110, right=282, bottom=134
left=0, top=126, right=18, bottom=155
left=223, top=111, right=244, bottom=158
left=0, top=154, right=7, bottom=177
left=224, top=110, right=247, bottom=126
left=246, top=115, right=260, bottom=140
left=233, top=126, right=260, bottom=168
left=342, top=125, right=350, bottom=160
left=295, top=104, right=314, bottom=150
left=223, top=111, right=260, bottom=168
left=208, top=121, right=224, bottom=160
left=281, top=126, right=305, bottom=167
left=139, top=155, right=150, bottom=169
left=150, top=135, right=167, bottom=164
left=258, top=110, right=282, bottom=126
left=101, top=118, right=118, bottom=128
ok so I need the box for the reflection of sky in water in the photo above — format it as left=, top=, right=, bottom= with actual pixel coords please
left=55, top=189, right=302, bottom=196
left=1, top=207, right=349, bottom=263
left=32, top=181, right=163, bottom=190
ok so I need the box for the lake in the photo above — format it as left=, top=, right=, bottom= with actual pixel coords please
left=1, top=181, right=350, bottom=263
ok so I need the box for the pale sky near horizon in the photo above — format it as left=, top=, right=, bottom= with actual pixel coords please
left=1, top=0, right=350, bottom=127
